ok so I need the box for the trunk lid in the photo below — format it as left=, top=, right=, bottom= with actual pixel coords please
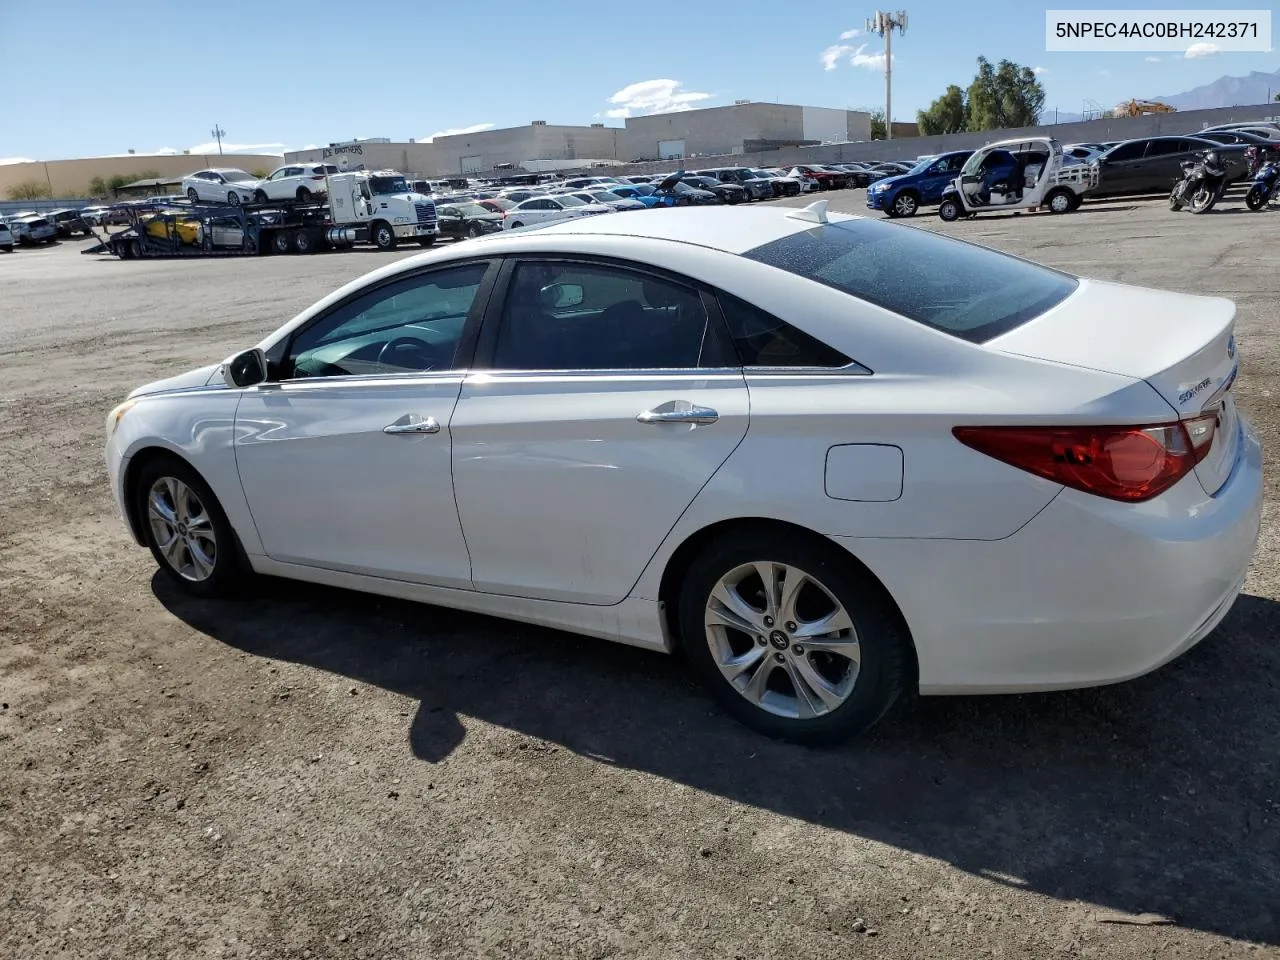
left=990, top=278, right=1240, bottom=496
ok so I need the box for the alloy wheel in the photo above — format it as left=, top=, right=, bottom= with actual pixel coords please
left=147, top=476, right=217, bottom=582
left=704, top=561, right=860, bottom=720
left=892, top=194, right=917, bottom=217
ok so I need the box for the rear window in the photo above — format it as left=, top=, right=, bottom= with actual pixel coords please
left=743, top=219, right=1078, bottom=344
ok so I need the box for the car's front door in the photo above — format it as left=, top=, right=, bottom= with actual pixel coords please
left=1141, top=139, right=1186, bottom=191
left=233, top=260, right=496, bottom=587
left=450, top=257, right=750, bottom=605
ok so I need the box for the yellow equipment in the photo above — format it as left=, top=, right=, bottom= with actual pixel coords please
left=1114, top=99, right=1176, bottom=118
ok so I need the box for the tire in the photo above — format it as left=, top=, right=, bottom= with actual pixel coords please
left=1045, top=188, right=1073, bottom=214
left=1, top=244, right=12, bottom=253
left=509, top=220, right=524, bottom=229
left=371, top=221, right=397, bottom=250
left=254, top=189, right=268, bottom=204
left=186, top=188, right=199, bottom=202
left=888, top=191, right=919, bottom=218
left=467, top=222, right=483, bottom=238
left=271, top=230, right=293, bottom=255
left=415, top=236, right=434, bottom=247
left=1188, top=186, right=1218, bottom=214
left=134, top=456, right=243, bottom=599
left=678, top=529, right=908, bottom=744
left=130, top=239, right=142, bottom=259
left=228, top=192, right=241, bottom=206
left=294, top=229, right=316, bottom=254
left=1245, top=185, right=1269, bottom=211
left=938, top=196, right=962, bottom=222
left=1169, top=186, right=1184, bottom=211
left=201, top=235, right=213, bottom=253
left=296, top=187, right=312, bottom=203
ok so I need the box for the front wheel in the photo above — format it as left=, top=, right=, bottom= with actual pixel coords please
left=228, top=192, right=242, bottom=206
left=372, top=222, right=397, bottom=250
left=1188, top=185, right=1218, bottom=214
left=415, top=236, right=435, bottom=247
left=135, top=457, right=243, bottom=598
left=1244, top=184, right=1269, bottom=211
left=467, top=222, right=484, bottom=238
left=254, top=189, right=268, bottom=203
left=1169, top=185, right=1185, bottom=211
left=678, top=530, right=909, bottom=744
left=889, top=191, right=919, bottom=218
left=938, top=196, right=962, bottom=222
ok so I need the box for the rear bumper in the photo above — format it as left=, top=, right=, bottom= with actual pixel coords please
left=840, top=416, right=1263, bottom=694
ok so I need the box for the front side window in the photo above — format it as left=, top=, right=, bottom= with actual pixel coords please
left=284, top=263, right=490, bottom=379
left=491, top=261, right=726, bottom=371
left=743, top=219, right=1077, bottom=344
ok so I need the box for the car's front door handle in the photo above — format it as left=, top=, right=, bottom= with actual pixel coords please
left=383, top=414, right=440, bottom=435
left=637, top=403, right=719, bottom=425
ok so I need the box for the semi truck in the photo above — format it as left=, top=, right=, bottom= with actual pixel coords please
left=85, top=169, right=438, bottom=259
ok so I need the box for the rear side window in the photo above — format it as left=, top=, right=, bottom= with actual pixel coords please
left=718, top=294, right=852, bottom=369
left=744, top=219, right=1077, bottom=344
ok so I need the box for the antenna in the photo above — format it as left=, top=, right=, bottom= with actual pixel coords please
left=211, top=124, right=226, bottom=155
left=864, top=10, right=908, bottom=140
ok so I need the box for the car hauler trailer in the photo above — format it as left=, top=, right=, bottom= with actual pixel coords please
left=83, top=170, right=438, bottom=259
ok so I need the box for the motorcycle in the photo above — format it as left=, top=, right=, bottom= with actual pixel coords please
left=1244, top=160, right=1280, bottom=211
left=1168, top=149, right=1229, bottom=214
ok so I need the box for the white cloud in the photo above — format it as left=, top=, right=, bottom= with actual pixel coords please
left=299, top=143, right=318, bottom=151
left=839, top=28, right=862, bottom=39
left=1185, top=42, right=1220, bottom=58
left=186, top=141, right=285, bottom=154
left=1144, top=55, right=1162, bottom=62
left=0, top=157, right=34, bottom=165
left=603, top=79, right=712, bottom=119
left=422, top=123, right=496, bottom=142
left=821, top=42, right=890, bottom=71
left=1032, top=65, right=1048, bottom=75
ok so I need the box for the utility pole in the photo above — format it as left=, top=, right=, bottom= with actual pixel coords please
left=211, top=124, right=225, bottom=155
left=865, top=10, right=907, bottom=140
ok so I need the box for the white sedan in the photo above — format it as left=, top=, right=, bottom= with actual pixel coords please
left=502, top=194, right=612, bottom=229
left=253, top=163, right=339, bottom=202
left=182, top=168, right=261, bottom=205
left=104, top=201, right=1261, bottom=743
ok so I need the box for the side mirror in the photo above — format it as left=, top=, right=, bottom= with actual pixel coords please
left=223, top=348, right=268, bottom=388
left=543, top=282, right=584, bottom=309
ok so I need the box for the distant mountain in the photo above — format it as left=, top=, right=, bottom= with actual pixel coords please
left=1155, top=69, right=1280, bottom=111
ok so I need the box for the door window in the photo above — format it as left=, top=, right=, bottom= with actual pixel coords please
left=1144, top=139, right=1183, bottom=157
left=491, top=261, right=727, bottom=370
left=284, top=263, right=490, bottom=379
left=1105, top=141, right=1146, bottom=162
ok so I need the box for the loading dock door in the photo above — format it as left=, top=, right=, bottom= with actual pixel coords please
left=658, top=139, right=686, bottom=160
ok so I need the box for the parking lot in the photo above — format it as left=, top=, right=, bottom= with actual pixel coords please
left=2, top=193, right=1278, bottom=959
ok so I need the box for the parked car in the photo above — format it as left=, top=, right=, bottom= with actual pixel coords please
left=681, top=175, right=746, bottom=204
left=604, top=184, right=664, bottom=208
left=778, top=167, right=821, bottom=192
left=696, top=168, right=774, bottom=201
left=562, top=176, right=624, bottom=189
left=791, top=165, right=849, bottom=189
left=182, top=169, right=261, bottom=205
left=476, top=198, right=516, bottom=215
left=143, top=214, right=202, bottom=246
left=570, top=190, right=646, bottom=212
left=503, top=194, right=612, bottom=229
left=0, top=221, right=14, bottom=251
left=204, top=215, right=248, bottom=249
left=866, top=150, right=974, bottom=217
left=45, top=208, right=93, bottom=237
left=106, top=203, right=1260, bottom=744
left=9, top=214, right=57, bottom=245
left=651, top=176, right=720, bottom=206
left=748, top=169, right=802, bottom=198
left=1193, top=130, right=1280, bottom=176
left=828, top=163, right=877, bottom=188
left=253, top=164, right=339, bottom=203
left=1090, top=136, right=1249, bottom=197
left=436, top=201, right=505, bottom=239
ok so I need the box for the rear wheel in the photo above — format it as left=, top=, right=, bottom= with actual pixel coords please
left=186, top=187, right=199, bottom=202
left=678, top=530, right=908, bottom=744
left=294, top=229, right=316, bottom=254
left=271, top=230, right=293, bottom=255
left=938, top=196, right=962, bottom=222
left=297, top=187, right=313, bottom=202
left=1045, top=188, right=1074, bottom=214
left=1244, top=184, right=1269, bottom=211
left=135, top=457, right=242, bottom=599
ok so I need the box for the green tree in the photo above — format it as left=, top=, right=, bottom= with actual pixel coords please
left=917, top=85, right=969, bottom=135
left=7, top=180, right=52, bottom=200
left=1275, top=92, right=1279, bottom=102
left=87, top=176, right=108, bottom=198
left=869, top=108, right=887, bottom=140
left=966, top=56, right=1045, bottom=131
left=251, top=167, right=270, bottom=179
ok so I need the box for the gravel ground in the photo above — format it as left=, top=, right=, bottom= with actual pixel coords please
left=1, top=193, right=1278, bottom=960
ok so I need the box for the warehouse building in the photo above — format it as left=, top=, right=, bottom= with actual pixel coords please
left=285, top=102, right=871, bottom=177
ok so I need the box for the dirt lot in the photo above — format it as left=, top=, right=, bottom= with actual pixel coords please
left=1, top=194, right=1278, bottom=960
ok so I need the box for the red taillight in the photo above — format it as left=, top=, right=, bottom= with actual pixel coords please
left=953, top=415, right=1218, bottom=502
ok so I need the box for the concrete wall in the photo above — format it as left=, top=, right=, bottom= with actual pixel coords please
left=0, top=154, right=284, bottom=199
left=431, top=124, right=623, bottom=175
left=621, top=103, right=870, bottom=161
left=600, top=102, right=1280, bottom=178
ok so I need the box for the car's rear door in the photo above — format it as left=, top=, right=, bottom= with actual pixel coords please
left=449, top=256, right=749, bottom=605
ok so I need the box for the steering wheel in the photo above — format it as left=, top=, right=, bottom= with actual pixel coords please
left=377, top=336, right=435, bottom=371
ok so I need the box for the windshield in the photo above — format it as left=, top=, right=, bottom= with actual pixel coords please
left=590, top=192, right=621, bottom=203
left=744, top=218, right=1078, bottom=345
left=222, top=170, right=257, bottom=183
left=370, top=176, right=409, bottom=195
left=449, top=203, right=488, bottom=217
left=630, top=184, right=656, bottom=196
left=611, top=187, right=638, bottom=197
left=556, top=195, right=588, bottom=207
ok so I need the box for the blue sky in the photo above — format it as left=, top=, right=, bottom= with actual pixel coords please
left=1, top=0, right=1277, bottom=161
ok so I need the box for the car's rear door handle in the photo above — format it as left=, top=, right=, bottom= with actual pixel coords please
left=637, top=401, right=719, bottom=425
left=383, top=414, right=440, bottom=435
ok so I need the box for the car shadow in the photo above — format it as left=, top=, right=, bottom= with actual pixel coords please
left=154, top=574, right=1280, bottom=945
